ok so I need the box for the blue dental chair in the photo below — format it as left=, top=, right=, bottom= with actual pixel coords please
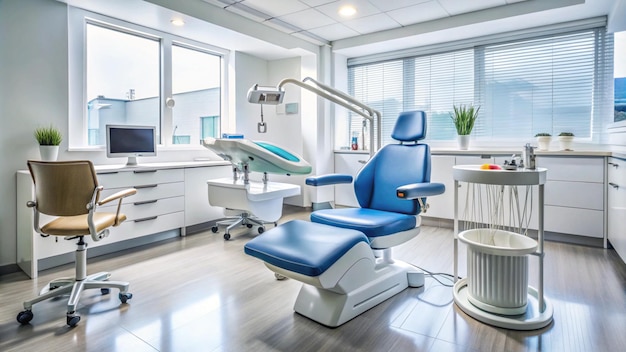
left=244, top=110, right=445, bottom=327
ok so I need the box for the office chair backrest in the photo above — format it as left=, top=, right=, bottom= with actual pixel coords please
left=27, top=160, right=100, bottom=217
left=354, top=111, right=430, bottom=215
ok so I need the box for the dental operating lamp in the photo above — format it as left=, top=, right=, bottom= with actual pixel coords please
left=247, top=77, right=382, bottom=157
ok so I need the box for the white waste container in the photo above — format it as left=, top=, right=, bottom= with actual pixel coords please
left=459, top=228, right=538, bottom=315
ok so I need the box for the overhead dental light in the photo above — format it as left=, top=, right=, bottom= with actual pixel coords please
left=247, top=84, right=285, bottom=105
left=247, top=77, right=381, bottom=157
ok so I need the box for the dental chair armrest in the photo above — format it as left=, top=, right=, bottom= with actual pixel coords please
left=396, top=182, right=445, bottom=199
left=305, top=174, right=353, bottom=187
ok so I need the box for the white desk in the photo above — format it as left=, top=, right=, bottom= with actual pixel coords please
left=452, top=165, right=553, bottom=330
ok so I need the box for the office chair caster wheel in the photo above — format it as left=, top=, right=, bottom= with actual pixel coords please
left=258, top=227, right=265, bottom=234
left=246, top=224, right=253, bottom=228
left=211, top=226, right=219, bottom=233
left=224, top=233, right=231, bottom=240
left=119, top=292, right=133, bottom=304
left=101, top=288, right=110, bottom=295
left=17, top=310, right=33, bottom=325
left=274, top=273, right=287, bottom=280
left=67, top=313, right=80, bottom=327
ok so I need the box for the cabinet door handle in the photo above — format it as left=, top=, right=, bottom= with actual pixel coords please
left=358, top=160, right=367, bottom=164
left=609, top=182, right=619, bottom=189
left=98, top=171, right=119, bottom=175
left=608, top=162, right=619, bottom=168
left=134, top=216, right=158, bottom=223
left=134, top=184, right=158, bottom=189
left=134, top=169, right=158, bottom=174
left=134, top=199, right=158, bottom=206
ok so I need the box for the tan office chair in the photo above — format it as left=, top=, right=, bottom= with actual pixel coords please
left=17, top=160, right=137, bottom=327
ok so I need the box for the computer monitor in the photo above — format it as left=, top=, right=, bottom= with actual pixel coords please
left=106, top=124, right=157, bottom=166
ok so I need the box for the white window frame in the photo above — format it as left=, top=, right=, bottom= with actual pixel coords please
left=68, top=8, right=229, bottom=151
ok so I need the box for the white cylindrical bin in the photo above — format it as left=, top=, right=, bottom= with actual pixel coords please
left=459, top=229, right=538, bottom=315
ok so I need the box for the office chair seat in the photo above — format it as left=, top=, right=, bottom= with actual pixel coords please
left=41, top=213, right=127, bottom=236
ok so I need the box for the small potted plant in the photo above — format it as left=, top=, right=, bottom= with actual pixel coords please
left=450, top=104, right=480, bottom=150
left=558, top=132, right=574, bottom=151
left=34, top=125, right=62, bottom=161
left=534, top=133, right=552, bottom=151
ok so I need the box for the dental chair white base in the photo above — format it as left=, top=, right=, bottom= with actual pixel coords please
left=290, top=259, right=417, bottom=327
left=245, top=220, right=424, bottom=327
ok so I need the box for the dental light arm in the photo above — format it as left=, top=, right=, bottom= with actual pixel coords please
left=247, top=77, right=382, bottom=157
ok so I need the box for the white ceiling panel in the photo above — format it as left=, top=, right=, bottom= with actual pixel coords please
left=366, top=0, right=431, bottom=12
left=307, top=22, right=360, bottom=41
left=244, top=0, right=309, bottom=18
left=315, top=0, right=382, bottom=22
left=387, top=1, right=449, bottom=26
left=276, top=8, right=336, bottom=30
left=343, top=13, right=400, bottom=34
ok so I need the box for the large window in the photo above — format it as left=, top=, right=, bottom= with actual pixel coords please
left=616, top=31, right=626, bottom=123
left=346, top=25, right=614, bottom=147
left=70, top=10, right=225, bottom=148
left=86, top=24, right=160, bottom=146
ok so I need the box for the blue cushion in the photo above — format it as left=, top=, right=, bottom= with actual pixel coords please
left=244, top=220, right=369, bottom=277
left=310, top=208, right=416, bottom=238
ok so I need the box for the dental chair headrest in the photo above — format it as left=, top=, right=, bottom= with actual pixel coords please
left=391, top=111, right=426, bottom=142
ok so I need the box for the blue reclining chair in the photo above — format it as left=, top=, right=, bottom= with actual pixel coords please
left=244, top=110, right=445, bottom=327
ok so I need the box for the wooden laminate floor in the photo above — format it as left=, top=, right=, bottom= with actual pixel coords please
left=1, top=206, right=626, bottom=352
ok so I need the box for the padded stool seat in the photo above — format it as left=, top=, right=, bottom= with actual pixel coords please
left=244, top=220, right=369, bottom=276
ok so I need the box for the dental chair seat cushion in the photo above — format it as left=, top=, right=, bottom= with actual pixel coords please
left=310, top=208, right=416, bottom=238
left=244, top=220, right=369, bottom=277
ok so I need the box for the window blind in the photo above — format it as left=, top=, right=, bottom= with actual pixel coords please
left=347, top=26, right=614, bottom=147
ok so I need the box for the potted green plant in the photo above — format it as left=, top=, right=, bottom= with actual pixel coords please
left=534, top=133, right=552, bottom=151
left=34, top=125, right=62, bottom=161
left=450, top=104, right=480, bottom=150
left=558, top=132, right=574, bottom=151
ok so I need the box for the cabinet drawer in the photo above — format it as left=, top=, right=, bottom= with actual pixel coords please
left=608, top=157, right=626, bottom=183
left=97, top=168, right=184, bottom=188
left=545, top=180, right=604, bottom=210
left=537, top=157, right=604, bottom=182
left=100, top=182, right=184, bottom=204
left=545, top=205, right=603, bottom=238
left=106, top=211, right=184, bottom=242
left=118, top=196, right=185, bottom=220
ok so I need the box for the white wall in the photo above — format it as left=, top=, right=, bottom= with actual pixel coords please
left=0, top=0, right=319, bottom=269
left=0, top=0, right=69, bottom=269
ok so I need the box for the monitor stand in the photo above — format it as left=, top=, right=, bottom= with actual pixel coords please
left=126, top=156, right=138, bottom=166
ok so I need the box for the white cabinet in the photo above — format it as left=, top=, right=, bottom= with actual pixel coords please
left=16, top=161, right=231, bottom=278
left=608, top=157, right=626, bottom=263
left=333, top=152, right=367, bottom=207
left=184, top=165, right=232, bottom=228
left=424, top=155, right=456, bottom=219
left=537, top=156, right=605, bottom=238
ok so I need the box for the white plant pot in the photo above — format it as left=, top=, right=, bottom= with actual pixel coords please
left=558, top=136, right=574, bottom=151
left=39, top=145, right=59, bottom=161
left=457, top=135, right=470, bottom=150
left=535, top=136, right=552, bottom=151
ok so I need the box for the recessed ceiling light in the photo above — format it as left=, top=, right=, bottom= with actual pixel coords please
left=338, top=5, right=357, bottom=18
left=170, top=19, right=185, bottom=26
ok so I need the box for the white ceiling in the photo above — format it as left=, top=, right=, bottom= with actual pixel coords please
left=63, top=0, right=624, bottom=60
left=202, top=0, right=532, bottom=43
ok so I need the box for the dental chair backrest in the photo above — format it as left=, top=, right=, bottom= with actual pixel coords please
left=354, top=110, right=430, bottom=215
